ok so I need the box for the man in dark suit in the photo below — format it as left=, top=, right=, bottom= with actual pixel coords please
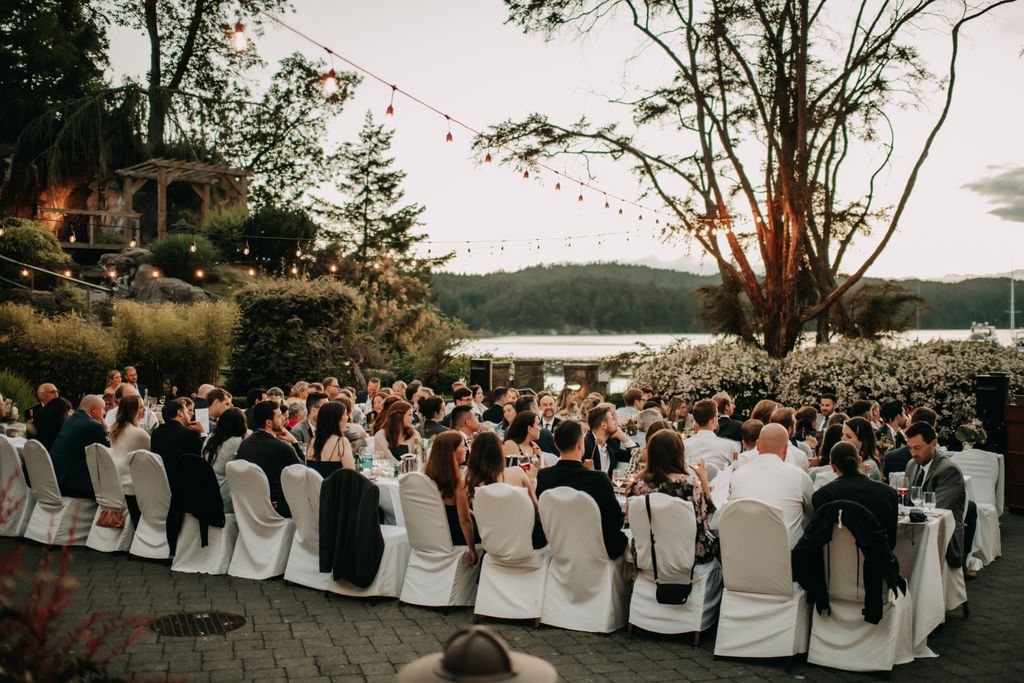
left=582, top=403, right=637, bottom=476
left=481, top=387, right=511, bottom=424
left=355, top=377, right=380, bottom=407
left=876, top=400, right=907, bottom=450
left=236, top=401, right=303, bottom=517
left=290, top=391, right=329, bottom=451
left=813, top=442, right=900, bottom=547
left=905, top=422, right=968, bottom=568
left=536, top=420, right=627, bottom=560
left=150, top=398, right=205, bottom=480
left=884, top=407, right=937, bottom=476
left=714, top=392, right=744, bottom=442
left=442, top=387, right=474, bottom=427
left=49, top=395, right=109, bottom=499
left=26, top=382, right=63, bottom=448
left=537, top=393, right=562, bottom=434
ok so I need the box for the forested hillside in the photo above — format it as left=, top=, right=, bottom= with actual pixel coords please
left=433, top=264, right=1019, bottom=334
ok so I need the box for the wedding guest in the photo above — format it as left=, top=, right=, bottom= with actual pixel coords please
left=109, top=395, right=150, bottom=526
left=286, top=401, right=306, bottom=430
left=193, top=384, right=215, bottom=409
left=424, top=430, right=478, bottom=561
left=49, top=395, right=109, bottom=499
left=372, top=395, right=402, bottom=436
left=503, top=411, right=542, bottom=468
left=471, top=384, right=488, bottom=417
left=150, top=398, right=204, bottom=478
left=29, top=391, right=72, bottom=451
left=288, top=381, right=310, bottom=402
left=877, top=400, right=907, bottom=450
left=737, top=419, right=764, bottom=463
left=500, top=402, right=517, bottom=434
left=847, top=400, right=873, bottom=421
left=555, top=386, right=579, bottom=420
left=25, top=382, right=59, bottom=428
left=320, top=377, right=340, bottom=400
left=626, top=430, right=717, bottom=564
left=236, top=401, right=302, bottom=517
left=884, top=407, right=937, bottom=475
left=826, top=411, right=849, bottom=428
left=817, top=424, right=845, bottom=466
left=418, top=396, right=447, bottom=439
left=683, top=399, right=739, bottom=470
left=244, top=387, right=267, bottom=429
left=537, top=420, right=627, bottom=560
left=442, top=387, right=474, bottom=427
left=842, top=417, right=882, bottom=480
left=374, top=400, right=423, bottom=462
left=905, top=422, right=969, bottom=570
left=307, top=400, right=355, bottom=469
left=102, top=391, right=116, bottom=413
left=616, top=388, right=644, bottom=423
left=749, top=399, right=778, bottom=424
left=290, top=391, right=328, bottom=449
left=355, top=376, right=380, bottom=409
left=451, top=405, right=481, bottom=445
left=202, top=407, right=247, bottom=513
left=794, top=406, right=819, bottom=447
left=816, top=393, right=837, bottom=432
left=869, top=400, right=883, bottom=431
left=582, top=403, right=637, bottom=476
left=103, top=369, right=122, bottom=396
left=365, top=393, right=385, bottom=427
left=769, top=408, right=810, bottom=469
left=667, top=396, right=696, bottom=433
left=206, top=388, right=232, bottom=431
left=713, top=392, right=743, bottom=443
left=481, top=387, right=511, bottom=424
left=123, top=366, right=147, bottom=400
left=466, top=431, right=537, bottom=505
left=728, top=423, right=814, bottom=548
left=813, top=441, right=899, bottom=548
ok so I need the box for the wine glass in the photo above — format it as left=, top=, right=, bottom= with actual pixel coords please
left=910, top=485, right=923, bottom=509
left=923, top=491, right=936, bottom=511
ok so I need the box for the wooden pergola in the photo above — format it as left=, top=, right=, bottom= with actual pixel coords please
left=116, top=158, right=250, bottom=239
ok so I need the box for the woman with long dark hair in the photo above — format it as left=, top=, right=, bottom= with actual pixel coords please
left=817, top=424, right=845, bottom=466
left=202, top=407, right=248, bottom=512
left=626, top=430, right=717, bottom=563
left=372, top=395, right=402, bottom=437
left=423, top=430, right=478, bottom=562
left=466, top=431, right=536, bottom=505
left=373, top=400, right=423, bottom=462
left=307, top=401, right=354, bottom=470
left=842, top=416, right=883, bottom=481
left=502, top=410, right=541, bottom=468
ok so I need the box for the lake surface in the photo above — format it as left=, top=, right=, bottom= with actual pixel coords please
left=459, top=329, right=1020, bottom=360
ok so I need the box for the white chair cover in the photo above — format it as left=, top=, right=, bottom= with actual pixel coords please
left=226, top=460, right=295, bottom=579
left=85, top=444, right=134, bottom=552
left=398, top=472, right=480, bottom=606
left=0, top=436, right=35, bottom=537
left=541, top=452, right=559, bottom=468
left=813, top=468, right=837, bottom=491
left=714, top=499, right=810, bottom=658
left=807, top=524, right=914, bottom=672
left=171, top=512, right=238, bottom=575
left=628, top=493, right=721, bottom=636
left=281, top=465, right=332, bottom=590
left=22, top=440, right=96, bottom=546
left=538, top=488, right=627, bottom=633
left=128, top=449, right=172, bottom=559
left=954, top=449, right=1001, bottom=567
left=941, top=496, right=968, bottom=611
left=473, top=484, right=549, bottom=620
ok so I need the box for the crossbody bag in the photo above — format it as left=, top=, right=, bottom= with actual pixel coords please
left=645, top=494, right=694, bottom=605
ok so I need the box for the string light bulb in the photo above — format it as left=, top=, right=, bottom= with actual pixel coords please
left=189, top=240, right=197, bottom=253
left=129, top=236, right=137, bottom=248
left=63, top=269, right=72, bottom=277
left=290, top=264, right=299, bottom=275
left=242, top=241, right=250, bottom=256
left=604, top=194, right=610, bottom=209
left=555, top=181, right=561, bottom=191
left=69, top=233, right=77, bottom=243
left=0, top=226, right=4, bottom=237
left=295, top=243, right=303, bottom=258
left=195, top=268, right=205, bottom=279
left=484, top=152, right=492, bottom=163
left=107, top=269, right=117, bottom=279
left=329, top=263, right=338, bottom=273
left=20, top=268, right=29, bottom=277
left=577, top=183, right=584, bottom=202
left=231, top=21, right=247, bottom=52
left=386, top=85, right=396, bottom=116
left=247, top=267, right=256, bottom=276
left=522, top=170, right=529, bottom=179
left=322, top=69, right=340, bottom=97
left=151, top=269, right=160, bottom=278
left=445, top=116, right=453, bottom=143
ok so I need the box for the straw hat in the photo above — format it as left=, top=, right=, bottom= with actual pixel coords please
left=397, top=626, right=557, bottom=683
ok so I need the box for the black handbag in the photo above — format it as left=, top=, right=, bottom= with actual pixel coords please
left=646, top=494, right=694, bottom=605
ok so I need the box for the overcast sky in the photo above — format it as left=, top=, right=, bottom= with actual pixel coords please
left=107, top=1, right=1024, bottom=279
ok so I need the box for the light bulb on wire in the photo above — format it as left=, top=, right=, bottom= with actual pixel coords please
left=69, top=232, right=77, bottom=243
left=445, top=116, right=453, bottom=143
left=295, top=243, right=303, bottom=258
left=322, top=69, right=339, bottom=97
left=242, top=241, right=250, bottom=256
left=386, top=85, right=396, bottom=116
left=484, top=151, right=492, bottom=163
left=231, top=21, right=247, bottom=52
left=189, top=240, right=197, bottom=253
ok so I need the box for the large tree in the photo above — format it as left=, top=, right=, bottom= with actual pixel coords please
left=478, top=0, right=1016, bottom=356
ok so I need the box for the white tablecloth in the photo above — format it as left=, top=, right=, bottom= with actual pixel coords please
left=373, top=477, right=404, bottom=527
left=895, top=509, right=954, bottom=658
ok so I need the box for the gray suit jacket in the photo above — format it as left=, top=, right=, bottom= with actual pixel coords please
left=290, top=420, right=313, bottom=449
left=905, top=453, right=966, bottom=568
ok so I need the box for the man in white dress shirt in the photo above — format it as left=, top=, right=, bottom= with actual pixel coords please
left=683, top=399, right=739, bottom=471
left=616, top=388, right=644, bottom=423
left=729, top=423, right=814, bottom=548
left=769, top=408, right=810, bottom=470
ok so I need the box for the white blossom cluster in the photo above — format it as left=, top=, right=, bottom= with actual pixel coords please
left=634, top=339, right=1024, bottom=439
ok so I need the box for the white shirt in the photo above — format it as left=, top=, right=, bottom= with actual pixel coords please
left=109, top=424, right=150, bottom=495
left=106, top=406, right=159, bottom=432
left=739, top=445, right=807, bottom=470
left=729, top=454, right=814, bottom=548
left=685, top=429, right=740, bottom=471
left=616, top=406, right=641, bottom=423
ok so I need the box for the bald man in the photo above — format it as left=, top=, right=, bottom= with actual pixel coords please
left=728, top=423, right=814, bottom=548
left=49, top=395, right=110, bottom=499
left=26, top=383, right=61, bottom=441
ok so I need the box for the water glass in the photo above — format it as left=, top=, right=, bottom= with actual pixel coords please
left=923, top=491, right=936, bottom=511
left=910, top=485, right=923, bottom=509
left=360, top=454, right=374, bottom=472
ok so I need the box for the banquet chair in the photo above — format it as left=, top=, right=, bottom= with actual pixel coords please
left=84, top=444, right=134, bottom=552
left=540, top=452, right=559, bottom=468
left=0, top=437, right=35, bottom=537
left=538, top=487, right=628, bottom=633
left=941, top=487, right=969, bottom=615
left=128, top=449, right=173, bottom=559
left=628, top=493, right=721, bottom=644
left=226, top=460, right=295, bottom=580
left=398, top=472, right=480, bottom=607
left=170, top=456, right=237, bottom=576
left=22, top=440, right=95, bottom=546
left=807, top=524, right=913, bottom=673
left=473, top=483, right=549, bottom=622
left=953, top=448, right=1001, bottom=567
left=714, top=499, right=809, bottom=662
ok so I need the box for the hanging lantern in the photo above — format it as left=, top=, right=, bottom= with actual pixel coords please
left=231, top=21, right=247, bottom=52
left=295, top=243, right=303, bottom=257
left=322, top=69, right=339, bottom=97
left=604, top=195, right=610, bottom=209
left=386, top=85, right=396, bottom=116
left=129, top=235, right=137, bottom=248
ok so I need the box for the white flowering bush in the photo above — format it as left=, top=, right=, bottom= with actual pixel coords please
left=635, top=338, right=1024, bottom=440
left=633, top=340, right=779, bottom=416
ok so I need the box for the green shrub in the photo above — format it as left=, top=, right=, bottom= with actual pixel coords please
left=113, top=300, right=238, bottom=398
left=150, top=233, right=219, bottom=281
left=0, top=303, right=116, bottom=402
left=241, top=206, right=320, bottom=274
left=230, top=278, right=359, bottom=393
left=202, top=203, right=249, bottom=244
left=0, top=368, right=34, bottom=415
left=0, top=218, right=71, bottom=287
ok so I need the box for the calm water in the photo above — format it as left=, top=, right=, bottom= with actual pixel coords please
left=459, top=329, right=1020, bottom=360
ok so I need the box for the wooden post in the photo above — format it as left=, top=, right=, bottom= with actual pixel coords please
left=200, top=183, right=210, bottom=226
left=515, top=360, right=546, bottom=392
left=156, top=168, right=168, bottom=239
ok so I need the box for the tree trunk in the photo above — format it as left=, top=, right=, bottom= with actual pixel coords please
left=143, top=0, right=164, bottom=152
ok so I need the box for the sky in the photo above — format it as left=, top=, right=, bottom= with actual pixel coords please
left=106, top=1, right=1024, bottom=280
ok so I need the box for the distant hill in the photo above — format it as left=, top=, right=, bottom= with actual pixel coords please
left=432, top=264, right=1021, bottom=334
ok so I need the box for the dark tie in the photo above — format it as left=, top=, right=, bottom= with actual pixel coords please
left=914, top=466, right=925, bottom=487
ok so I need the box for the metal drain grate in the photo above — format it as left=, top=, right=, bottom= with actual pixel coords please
left=150, top=611, right=246, bottom=637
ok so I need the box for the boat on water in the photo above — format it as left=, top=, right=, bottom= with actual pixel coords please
left=968, top=322, right=997, bottom=342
